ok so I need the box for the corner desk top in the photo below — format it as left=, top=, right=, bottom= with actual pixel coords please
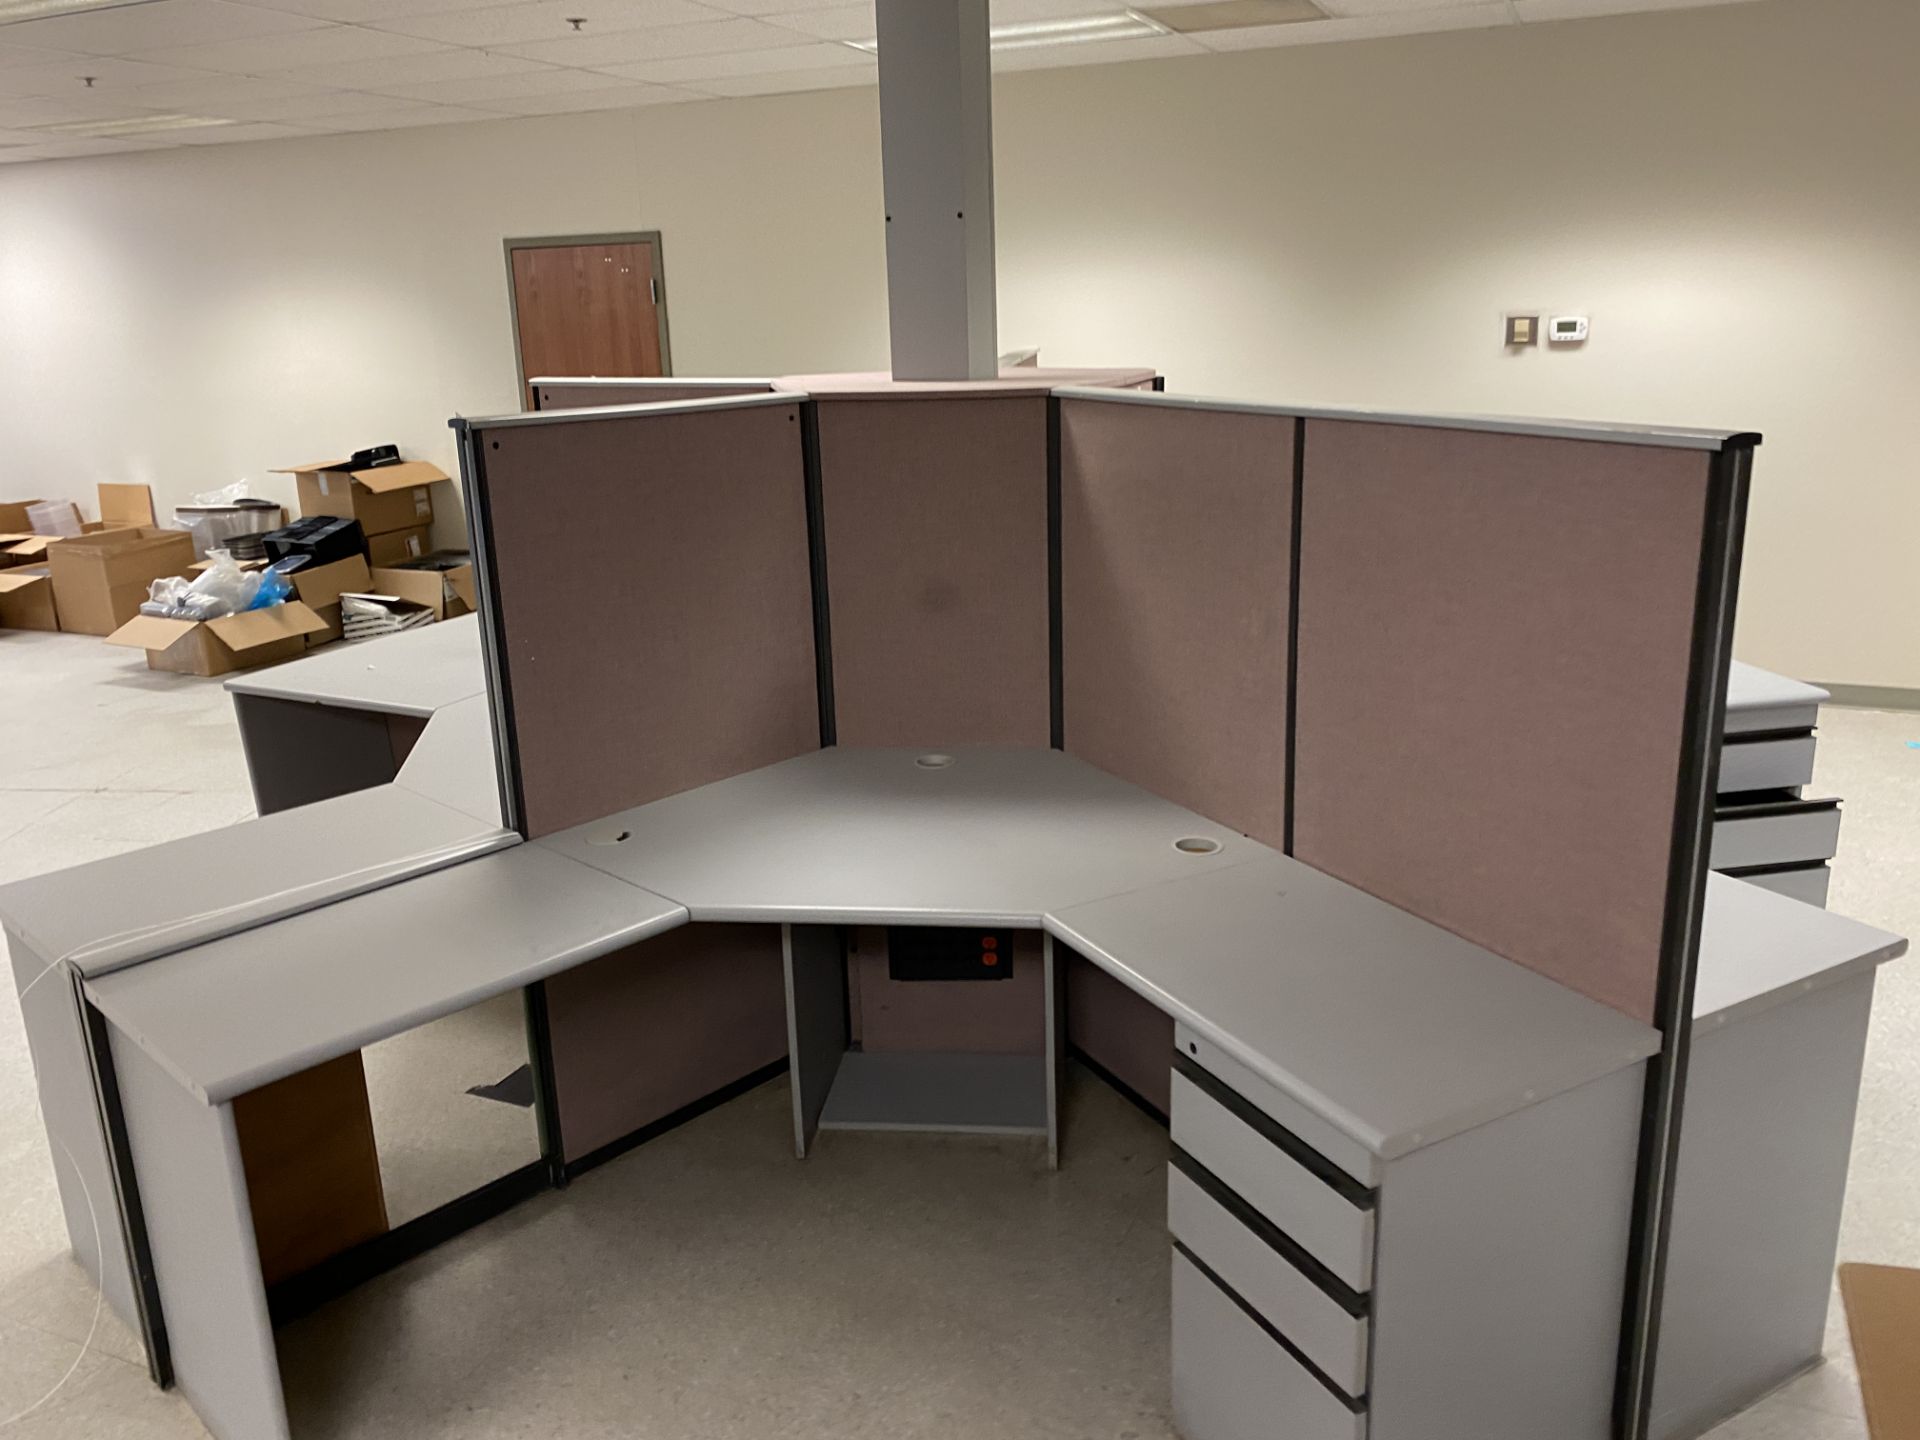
left=1693, top=874, right=1906, bottom=1031
left=395, top=694, right=501, bottom=826
left=222, top=613, right=485, bottom=718
left=1724, top=661, right=1829, bottom=732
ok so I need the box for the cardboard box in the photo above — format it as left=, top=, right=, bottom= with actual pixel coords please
left=1841, top=1263, right=1920, bottom=1438
left=366, top=525, right=430, bottom=568
left=187, top=556, right=268, bottom=575
left=0, top=500, right=47, bottom=533
left=369, top=562, right=472, bottom=621
left=289, top=554, right=372, bottom=647
left=47, top=526, right=197, bottom=636
left=106, top=602, right=328, bottom=677
left=0, top=534, right=35, bottom=568
left=274, top=458, right=446, bottom=537
left=0, top=569, right=57, bottom=630
left=98, top=483, right=156, bottom=529
left=4, top=534, right=54, bottom=564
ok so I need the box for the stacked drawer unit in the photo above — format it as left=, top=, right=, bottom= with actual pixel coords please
left=1716, top=664, right=1839, bottom=908
left=1164, top=1025, right=1646, bottom=1440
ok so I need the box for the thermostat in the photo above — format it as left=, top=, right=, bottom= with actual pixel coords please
left=1548, top=316, right=1590, bottom=345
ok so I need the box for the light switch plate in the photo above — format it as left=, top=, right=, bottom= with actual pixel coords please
left=1506, top=314, right=1539, bottom=347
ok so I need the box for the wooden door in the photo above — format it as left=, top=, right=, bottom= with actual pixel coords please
left=508, top=237, right=667, bottom=405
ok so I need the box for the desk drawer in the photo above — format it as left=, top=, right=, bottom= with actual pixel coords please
left=1169, top=1157, right=1369, bottom=1396
left=1711, top=793, right=1841, bottom=871
left=1170, top=1063, right=1376, bottom=1292
left=1717, top=733, right=1816, bottom=795
left=1172, top=1247, right=1367, bottom=1440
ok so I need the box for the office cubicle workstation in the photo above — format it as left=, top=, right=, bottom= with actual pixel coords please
left=3, top=371, right=1907, bottom=1440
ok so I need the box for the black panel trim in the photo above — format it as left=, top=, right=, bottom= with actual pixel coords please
left=266, top=1161, right=549, bottom=1326
left=1067, top=1044, right=1169, bottom=1127
left=1172, top=1051, right=1375, bottom=1210
left=800, top=400, right=837, bottom=748
left=1171, top=1146, right=1369, bottom=1318
left=1714, top=791, right=1840, bottom=818
left=523, top=980, right=566, bottom=1186
left=1615, top=444, right=1752, bottom=1440
left=1047, top=394, right=1064, bottom=751
left=1173, top=1241, right=1367, bottom=1412
left=1720, top=726, right=1814, bottom=746
left=562, top=1058, right=788, bottom=1182
left=1284, top=415, right=1305, bottom=856
left=1719, top=860, right=1831, bottom=879
left=456, top=418, right=529, bottom=838
left=80, top=995, right=172, bottom=1388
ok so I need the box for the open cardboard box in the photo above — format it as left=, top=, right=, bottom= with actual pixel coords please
left=0, top=500, right=47, bottom=533
left=47, top=526, right=197, bottom=636
left=273, top=458, right=446, bottom=538
left=107, top=601, right=328, bottom=678
left=0, top=568, right=57, bottom=631
left=289, top=554, right=372, bottom=646
left=1841, top=1264, right=1920, bottom=1438
left=99, top=483, right=156, bottom=529
left=366, top=525, right=430, bottom=568
left=368, top=561, right=472, bottom=621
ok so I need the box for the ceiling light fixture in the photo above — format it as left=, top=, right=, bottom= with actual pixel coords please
left=30, top=112, right=234, bottom=138
left=844, top=9, right=1170, bottom=55
left=0, top=0, right=163, bottom=26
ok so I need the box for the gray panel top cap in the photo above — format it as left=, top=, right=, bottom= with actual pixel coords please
left=1693, top=873, right=1906, bottom=1031
left=0, top=785, right=513, bottom=978
left=223, top=613, right=486, bottom=717
left=1052, top=385, right=1761, bottom=452
left=1051, top=854, right=1662, bottom=1160
left=535, top=746, right=1248, bottom=925
left=1724, top=661, right=1830, bottom=719
left=87, top=843, right=684, bottom=1104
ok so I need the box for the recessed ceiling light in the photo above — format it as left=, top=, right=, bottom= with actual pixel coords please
left=0, top=0, right=162, bottom=24
left=30, top=112, right=233, bottom=138
left=1140, top=0, right=1326, bottom=31
left=845, top=9, right=1171, bottom=55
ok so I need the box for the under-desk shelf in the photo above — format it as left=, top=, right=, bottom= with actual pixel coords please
left=817, top=1051, right=1049, bottom=1136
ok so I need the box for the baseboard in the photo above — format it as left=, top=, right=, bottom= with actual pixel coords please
left=1817, top=683, right=1920, bottom=712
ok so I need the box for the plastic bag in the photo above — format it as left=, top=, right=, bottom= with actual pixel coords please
left=190, top=480, right=251, bottom=507
left=247, top=558, right=300, bottom=610
left=183, top=550, right=260, bottom=618
left=140, top=575, right=224, bottom=621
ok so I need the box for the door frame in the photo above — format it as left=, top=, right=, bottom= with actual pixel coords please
left=502, top=231, right=675, bottom=395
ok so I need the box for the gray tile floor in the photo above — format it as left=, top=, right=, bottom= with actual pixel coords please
left=1, top=627, right=1915, bottom=1438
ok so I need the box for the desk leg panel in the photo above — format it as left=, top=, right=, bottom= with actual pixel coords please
left=234, top=694, right=402, bottom=816
left=108, top=1029, right=289, bottom=1440
left=785, top=924, right=849, bottom=1158
left=6, top=936, right=139, bottom=1332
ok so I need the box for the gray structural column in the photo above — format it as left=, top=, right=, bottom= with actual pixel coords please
left=876, top=0, right=998, bottom=380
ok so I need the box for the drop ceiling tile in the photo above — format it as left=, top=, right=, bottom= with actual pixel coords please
left=244, top=0, right=529, bottom=19
left=992, top=30, right=1205, bottom=68
left=1196, top=2, right=1511, bottom=46
left=137, top=24, right=452, bottom=75
left=1315, top=0, right=1489, bottom=13
left=0, top=1, right=329, bottom=58
left=1512, top=0, right=1759, bottom=19
left=496, top=14, right=807, bottom=63
left=171, top=118, right=314, bottom=143
left=760, top=3, right=870, bottom=40
left=473, top=80, right=696, bottom=111
left=689, top=63, right=874, bottom=94
left=297, top=101, right=504, bottom=128
left=368, top=0, right=721, bottom=44
left=0, top=55, right=221, bottom=98
left=364, top=65, right=635, bottom=103
left=0, top=42, right=86, bottom=70
left=111, top=71, right=318, bottom=109
left=211, top=87, right=439, bottom=120
left=0, top=93, right=162, bottom=127
left=278, top=44, right=551, bottom=88
left=699, top=0, right=857, bottom=12
left=599, top=40, right=865, bottom=82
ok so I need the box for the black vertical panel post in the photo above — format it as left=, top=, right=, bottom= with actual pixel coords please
left=450, top=418, right=527, bottom=839
left=1282, top=416, right=1306, bottom=856
left=1047, top=394, right=1064, bottom=751
left=1614, top=440, right=1755, bottom=1440
left=801, top=401, right=837, bottom=748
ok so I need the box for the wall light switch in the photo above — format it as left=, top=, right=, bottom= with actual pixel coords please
left=1506, top=314, right=1539, bottom=347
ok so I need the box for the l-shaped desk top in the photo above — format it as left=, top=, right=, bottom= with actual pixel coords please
left=223, top=613, right=486, bottom=719
left=92, top=746, right=1665, bottom=1164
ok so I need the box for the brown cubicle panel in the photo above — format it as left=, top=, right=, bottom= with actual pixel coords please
left=530, top=378, right=776, bottom=412
left=1057, top=395, right=1295, bottom=846
left=464, top=397, right=819, bottom=839
left=1291, top=420, right=1714, bottom=1025
left=815, top=394, right=1052, bottom=747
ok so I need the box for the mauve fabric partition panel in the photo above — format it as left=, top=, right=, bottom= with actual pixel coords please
left=545, top=924, right=789, bottom=1162
left=1059, top=399, right=1294, bottom=847
left=533, top=381, right=774, bottom=411
left=1293, top=420, right=1710, bottom=1023
left=480, top=402, right=818, bottom=838
left=818, top=396, right=1051, bottom=748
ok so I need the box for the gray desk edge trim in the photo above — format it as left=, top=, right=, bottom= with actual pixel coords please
left=89, top=898, right=691, bottom=1105
left=1049, top=386, right=1760, bottom=452
left=218, top=688, right=474, bottom=718
left=1692, top=934, right=1909, bottom=1036
left=454, top=391, right=803, bottom=431
left=526, top=376, right=776, bottom=388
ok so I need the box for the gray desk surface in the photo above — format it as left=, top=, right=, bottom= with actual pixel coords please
left=222, top=614, right=484, bottom=718
left=1725, top=661, right=1828, bottom=733
left=1693, top=873, right=1905, bottom=1031
left=1048, top=855, right=1662, bottom=1161
left=537, top=747, right=1250, bottom=926
left=87, top=845, right=682, bottom=1103
left=0, top=785, right=513, bottom=979
left=395, top=694, right=501, bottom=826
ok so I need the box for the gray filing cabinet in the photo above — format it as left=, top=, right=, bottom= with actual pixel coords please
left=1716, top=662, right=1838, bottom=907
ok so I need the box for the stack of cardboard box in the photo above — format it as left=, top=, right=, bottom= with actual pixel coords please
left=274, top=457, right=447, bottom=568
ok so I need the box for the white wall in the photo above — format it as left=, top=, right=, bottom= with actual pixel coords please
left=1, top=0, right=1914, bottom=686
